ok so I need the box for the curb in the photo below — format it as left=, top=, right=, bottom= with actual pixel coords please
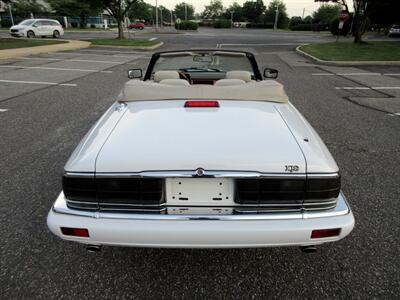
left=0, top=39, right=91, bottom=60
left=296, top=45, right=400, bottom=66
left=90, top=42, right=164, bottom=51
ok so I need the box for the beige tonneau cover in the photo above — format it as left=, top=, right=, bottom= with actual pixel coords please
left=122, top=80, right=289, bottom=103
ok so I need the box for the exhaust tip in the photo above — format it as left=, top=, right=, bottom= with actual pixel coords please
left=300, top=246, right=317, bottom=253
left=86, top=245, right=102, bottom=253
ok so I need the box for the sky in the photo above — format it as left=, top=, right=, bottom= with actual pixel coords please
left=146, top=0, right=323, bottom=17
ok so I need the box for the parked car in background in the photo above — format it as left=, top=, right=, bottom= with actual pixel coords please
left=388, top=25, right=400, bottom=37
left=9, top=19, right=64, bottom=38
left=128, top=23, right=145, bottom=30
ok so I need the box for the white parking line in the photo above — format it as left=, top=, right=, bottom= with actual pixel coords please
left=49, top=52, right=141, bottom=59
left=0, top=108, right=9, bottom=112
left=336, top=86, right=400, bottom=90
left=373, top=87, right=400, bottom=90
left=0, top=65, right=112, bottom=73
left=149, top=38, right=157, bottom=41
left=78, top=49, right=144, bottom=54
left=313, top=73, right=382, bottom=76
left=18, top=57, right=124, bottom=64
left=335, top=87, right=371, bottom=90
left=0, top=79, right=77, bottom=86
left=384, top=74, right=400, bottom=76
left=220, top=43, right=306, bottom=46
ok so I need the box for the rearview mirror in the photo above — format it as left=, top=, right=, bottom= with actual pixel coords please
left=128, top=69, right=143, bottom=79
left=264, top=68, right=278, bottom=79
left=193, top=55, right=213, bottom=63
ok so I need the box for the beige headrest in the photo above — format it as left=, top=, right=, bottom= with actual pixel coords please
left=214, top=79, right=246, bottom=86
left=226, top=71, right=252, bottom=82
left=160, top=79, right=190, bottom=86
left=154, top=71, right=180, bottom=82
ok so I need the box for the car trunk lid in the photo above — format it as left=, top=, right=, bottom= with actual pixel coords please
left=95, top=100, right=306, bottom=174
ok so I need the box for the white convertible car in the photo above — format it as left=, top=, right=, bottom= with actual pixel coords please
left=47, top=50, right=354, bottom=252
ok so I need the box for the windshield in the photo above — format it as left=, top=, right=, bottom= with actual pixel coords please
left=152, top=53, right=255, bottom=74
left=19, top=19, right=35, bottom=26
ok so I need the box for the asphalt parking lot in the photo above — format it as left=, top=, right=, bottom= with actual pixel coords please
left=0, top=29, right=399, bottom=298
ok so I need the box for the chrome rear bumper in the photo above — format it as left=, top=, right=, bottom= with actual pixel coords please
left=47, top=192, right=354, bottom=248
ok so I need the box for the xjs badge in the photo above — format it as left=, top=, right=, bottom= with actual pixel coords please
left=285, top=165, right=300, bottom=173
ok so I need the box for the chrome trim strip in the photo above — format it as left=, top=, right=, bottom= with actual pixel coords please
left=64, top=172, right=95, bottom=178
left=94, top=171, right=307, bottom=179
left=66, top=200, right=336, bottom=209
left=64, top=170, right=340, bottom=179
left=307, top=173, right=340, bottom=179
left=54, top=192, right=349, bottom=221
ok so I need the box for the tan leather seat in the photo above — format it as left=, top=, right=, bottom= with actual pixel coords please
left=154, top=71, right=180, bottom=82
left=214, top=79, right=246, bottom=86
left=160, top=79, right=190, bottom=86
left=226, top=71, right=252, bottom=82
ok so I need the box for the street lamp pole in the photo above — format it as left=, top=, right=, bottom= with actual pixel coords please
left=8, top=3, right=14, bottom=26
left=273, top=7, right=279, bottom=30
left=160, top=7, right=163, bottom=28
left=155, top=0, right=158, bottom=32
left=170, top=10, right=173, bottom=26
left=185, top=2, right=188, bottom=21
left=230, top=12, right=234, bottom=28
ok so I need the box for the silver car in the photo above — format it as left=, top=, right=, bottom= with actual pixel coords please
left=388, top=25, right=400, bottom=37
left=9, top=18, right=64, bottom=38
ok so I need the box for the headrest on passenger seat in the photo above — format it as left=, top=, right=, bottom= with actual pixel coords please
left=226, top=71, right=252, bottom=82
left=214, top=79, right=246, bottom=86
left=160, top=79, right=190, bottom=86
left=154, top=71, right=180, bottom=82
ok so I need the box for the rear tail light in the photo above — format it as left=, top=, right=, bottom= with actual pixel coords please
left=96, top=177, right=163, bottom=205
left=305, top=175, right=341, bottom=200
left=62, top=175, right=96, bottom=202
left=184, top=101, right=219, bottom=108
left=63, top=174, right=163, bottom=206
left=236, top=174, right=341, bottom=205
left=311, top=228, right=341, bottom=239
left=61, top=227, right=89, bottom=237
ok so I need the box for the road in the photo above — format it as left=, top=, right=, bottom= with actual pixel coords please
left=0, top=28, right=399, bottom=299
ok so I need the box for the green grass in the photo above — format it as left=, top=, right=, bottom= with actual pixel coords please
left=300, top=41, right=400, bottom=61
left=64, top=28, right=111, bottom=31
left=0, top=38, right=67, bottom=50
left=89, top=38, right=159, bottom=47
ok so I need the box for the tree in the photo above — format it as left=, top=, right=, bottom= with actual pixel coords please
left=49, top=0, right=102, bottom=28
left=315, top=0, right=374, bottom=43
left=12, top=0, right=48, bottom=16
left=202, top=0, right=224, bottom=20
left=89, top=0, right=139, bottom=39
left=289, top=16, right=303, bottom=27
left=174, top=2, right=195, bottom=20
left=315, top=0, right=349, bottom=12
left=127, top=0, right=153, bottom=23
left=242, top=0, right=266, bottom=23
left=368, top=0, right=400, bottom=32
left=312, top=4, right=342, bottom=26
left=223, top=2, right=244, bottom=22
left=265, top=0, right=289, bottom=29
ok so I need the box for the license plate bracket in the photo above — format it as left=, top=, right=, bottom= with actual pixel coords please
left=166, top=178, right=235, bottom=206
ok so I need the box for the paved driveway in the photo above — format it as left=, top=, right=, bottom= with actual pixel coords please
left=0, top=29, right=399, bottom=299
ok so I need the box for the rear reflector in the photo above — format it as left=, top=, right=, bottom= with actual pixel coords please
left=184, top=101, right=219, bottom=108
left=61, top=227, right=89, bottom=237
left=311, top=228, right=341, bottom=239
